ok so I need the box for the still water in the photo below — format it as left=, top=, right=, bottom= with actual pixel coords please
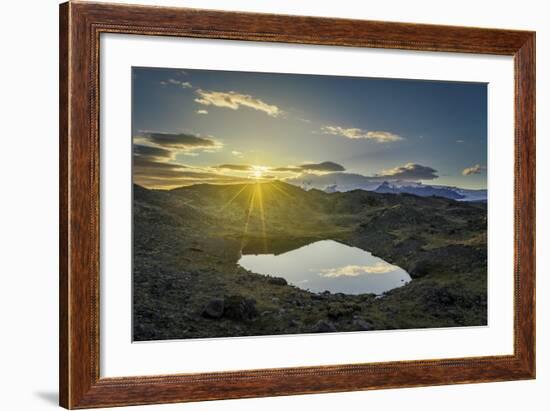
left=238, top=240, right=411, bottom=295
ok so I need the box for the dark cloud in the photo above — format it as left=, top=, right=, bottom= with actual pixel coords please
left=135, top=132, right=222, bottom=154
left=133, top=159, right=248, bottom=189
left=376, top=163, right=438, bottom=180
left=133, top=156, right=186, bottom=172
left=272, top=166, right=300, bottom=172
left=133, top=144, right=174, bottom=162
left=213, top=164, right=253, bottom=171
left=272, top=161, right=346, bottom=173
left=299, top=161, right=346, bottom=172
left=132, top=141, right=253, bottom=189
left=287, top=162, right=440, bottom=191
left=136, top=175, right=249, bottom=189
left=143, top=132, right=220, bottom=149
left=213, top=161, right=345, bottom=174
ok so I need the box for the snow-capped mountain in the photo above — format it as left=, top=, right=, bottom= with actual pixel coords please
left=286, top=173, right=486, bottom=202
left=374, top=181, right=486, bottom=201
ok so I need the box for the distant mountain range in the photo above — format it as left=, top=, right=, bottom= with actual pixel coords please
left=374, top=181, right=487, bottom=202
left=286, top=173, right=487, bottom=202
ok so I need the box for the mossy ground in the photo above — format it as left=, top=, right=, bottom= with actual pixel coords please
left=133, top=181, right=487, bottom=341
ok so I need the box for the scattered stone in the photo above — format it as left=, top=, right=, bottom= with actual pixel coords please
left=268, top=276, right=288, bottom=286
left=201, top=298, right=224, bottom=319
left=271, top=297, right=280, bottom=303
left=312, top=320, right=337, bottom=333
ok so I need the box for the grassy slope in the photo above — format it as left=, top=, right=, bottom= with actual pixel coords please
left=133, top=181, right=487, bottom=340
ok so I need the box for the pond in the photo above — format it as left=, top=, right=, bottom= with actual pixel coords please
left=238, top=239, right=411, bottom=295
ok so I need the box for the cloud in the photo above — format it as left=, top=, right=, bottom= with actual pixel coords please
left=286, top=162, right=441, bottom=192
left=299, top=161, right=345, bottom=172
left=133, top=144, right=175, bottom=162
left=212, top=161, right=345, bottom=175
left=196, top=109, right=208, bottom=115
left=134, top=169, right=250, bottom=190
left=231, top=150, right=243, bottom=157
left=133, top=155, right=251, bottom=189
left=319, top=263, right=398, bottom=278
left=462, top=164, right=486, bottom=176
left=195, top=89, right=282, bottom=117
left=456, top=139, right=465, bottom=143
left=132, top=132, right=256, bottom=189
left=133, top=156, right=187, bottom=173
left=321, top=126, right=403, bottom=142
left=133, top=152, right=191, bottom=189
left=213, top=164, right=253, bottom=171
left=136, top=132, right=223, bottom=153
left=161, top=79, right=192, bottom=88
left=271, top=161, right=345, bottom=174
left=377, top=163, right=438, bottom=180
left=272, top=166, right=301, bottom=172
left=365, top=131, right=404, bottom=142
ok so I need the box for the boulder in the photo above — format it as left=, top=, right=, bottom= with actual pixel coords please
left=224, top=295, right=258, bottom=321
left=289, top=319, right=301, bottom=327
left=268, top=276, right=288, bottom=286
left=312, top=320, right=337, bottom=333
left=353, top=319, right=373, bottom=331
left=410, top=259, right=433, bottom=278
left=201, top=298, right=224, bottom=319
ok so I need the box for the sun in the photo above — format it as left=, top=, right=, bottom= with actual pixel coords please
left=251, top=165, right=268, bottom=179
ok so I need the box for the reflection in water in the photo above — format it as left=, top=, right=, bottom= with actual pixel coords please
left=238, top=240, right=411, bottom=295
left=319, top=262, right=398, bottom=278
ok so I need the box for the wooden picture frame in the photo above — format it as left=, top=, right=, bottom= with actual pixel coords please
left=59, top=1, right=535, bottom=408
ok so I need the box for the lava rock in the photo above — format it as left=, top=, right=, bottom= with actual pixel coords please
left=289, top=319, right=301, bottom=327
left=312, top=320, right=337, bottom=333
left=353, top=319, right=373, bottom=331
left=410, top=259, right=433, bottom=278
left=268, top=276, right=288, bottom=286
left=224, top=295, right=258, bottom=321
left=201, top=298, right=224, bottom=319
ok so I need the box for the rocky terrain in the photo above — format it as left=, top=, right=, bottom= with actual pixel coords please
left=133, top=181, right=487, bottom=341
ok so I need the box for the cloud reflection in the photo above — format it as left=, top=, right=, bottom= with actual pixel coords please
left=319, top=262, right=398, bottom=278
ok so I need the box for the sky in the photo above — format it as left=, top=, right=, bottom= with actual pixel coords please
left=132, top=67, right=487, bottom=190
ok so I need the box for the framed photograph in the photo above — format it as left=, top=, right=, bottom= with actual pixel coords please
left=59, top=2, right=535, bottom=409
